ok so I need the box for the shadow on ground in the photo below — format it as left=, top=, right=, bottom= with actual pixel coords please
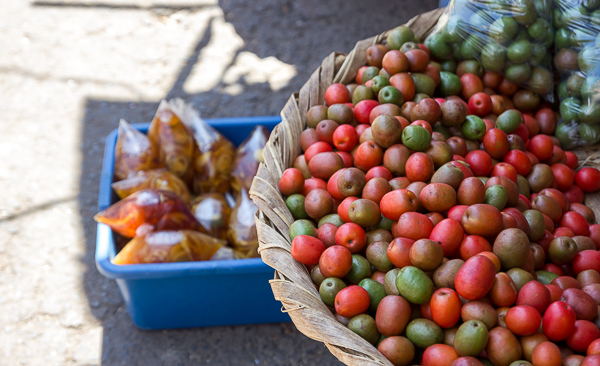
left=67, top=0, right=438, bottom=364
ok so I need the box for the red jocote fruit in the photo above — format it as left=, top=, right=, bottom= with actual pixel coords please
left=504, top=150, right=532, bottom=176
left=576, top=168, right=600, bottom=192
left=465, top=150, right=493, bottom=176
left=482, top=128, right=509, bottom=160
left=279, top=168, right=305, bottom=196
left=354, top=99, right=380, bottom=124
left=429, top=218, right=464, bottom=257
left=319, top=245, right=352, bottom=278
left=460, top=73, right=484, bottom=100
left=468, top=92, right=492, bottom=117
left=505, top=305, right=542, bottom=336
left=324, top=83, right=351, bottom=106
left=380, top=189, right=419, bottom=221
left=397, top=212, right=434, bottom=240
left=430, top=288, right=461, bottom=328
left=517, top=280, right=551, bottom=315
left=573, top=250, right=600, bottom=275
left=566, top=320, right=600, bottom=353
left=528, top=134, right=554, bottom=161
left=405, top=152, right=435, bottom=182
left=462, top=204, right=504, bottom=237
left=335, top=285, right=370, bottom=317
left=542, top=301, right=577, bottom=341
left=454, top=255, right=496, bottom=300
left=291, top=235, right=325, bottom=265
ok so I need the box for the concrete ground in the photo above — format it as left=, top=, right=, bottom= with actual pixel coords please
left=0, top=0, right=438, bottom=364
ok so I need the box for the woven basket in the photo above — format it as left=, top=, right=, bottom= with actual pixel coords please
left=249, top=7, right=600, bottom=366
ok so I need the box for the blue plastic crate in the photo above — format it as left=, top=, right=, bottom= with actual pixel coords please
left=95, top=116, right=291, bottom=330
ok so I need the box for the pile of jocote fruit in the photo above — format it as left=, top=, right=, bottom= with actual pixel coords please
left=278, top=25, right=600, bottom=366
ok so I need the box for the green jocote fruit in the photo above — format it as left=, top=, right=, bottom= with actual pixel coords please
left=481, top=42, right=506, bottom=72
left=507, top=40, right=533, bottom=64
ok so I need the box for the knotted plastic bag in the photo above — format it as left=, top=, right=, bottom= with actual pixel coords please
left=227, top=188, right=259, bottom=258
left=209, top=246, right=236, bottom=261
left=191, top=193, right=231, bottom=241
left=231, top=125, right=270, bottom=195
left=147, top=100, right=195, bottom=186
left=111, top=168, right=191, bottom=205
left=169, top=99, right=236, bottom=195
left=553, top=0, right=600, bottom=148
left=424, top=0, right=554, bottom=100
left=94, top=189, right=203, bottom=238
left=113, top=230, right=225, bottom=265
left=114, top=119, right=160, bottom=181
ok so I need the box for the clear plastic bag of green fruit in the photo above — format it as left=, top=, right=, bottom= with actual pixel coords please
left=424, top=0, right=554, bottom=100
left=553, top=0, right=600, bottom=148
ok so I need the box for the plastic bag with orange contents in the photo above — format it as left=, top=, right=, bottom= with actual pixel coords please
left=114, top=119, right=160, bottom=181
left=169, top=99, right=236, bottom=195
left=111, top=168, right=191, bottom=205
left=94, top=189, right=203, bottom=238
left=230, top=125, right=269, bottom=195
left=147, top=100, right=196, bottom=187
left=113, top=230, right=225, bottom=265
left=227, top=188, right=259, bottom=258
left=191, top=193, right=231, bottom=241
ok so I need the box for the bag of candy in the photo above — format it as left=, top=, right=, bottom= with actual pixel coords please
left=227, top=188, right=259, bottom=258
left=111, top=168, right=191, bottom=205
left=94, top=189, right=203, bottom=237
left=113, top=230, right=225, bottom=265
left=169, top=98, right=236, bottom=195
left=147, top=100, right=196, bottom=186
left=114, top=119, right=160, bottom=181
left=230, top=125, right=270, bottom=195
left=190, top=193, right=232, bottom=241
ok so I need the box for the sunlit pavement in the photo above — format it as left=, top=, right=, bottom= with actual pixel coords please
left=0, top=0, right=437, bottom=364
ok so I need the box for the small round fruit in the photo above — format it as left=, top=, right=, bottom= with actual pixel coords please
left=291, top=235, right=325, bottom=265
left=335, top=285, right=370, bottom=317
left=542, top=301, right=576, bottom=341
left=505, top=305, right=542, bottom=336
left=319, top=245, right=353, bottom=278
left=454, top=320, right=489, bottom=357
left=396, top=266, right=435, bottom=304
left=378, top=336, right=415, bottom=366
left=531, top=341, right=562, bottom=366
left=325, top=83, right=351, bottom=106
left=402, top=125, right=432, bottom=152
left=279, top=168, right=305, bottom=196
left=576, top=168, right=600, bottom=192
left=455, top=256, right=496, bottom=300
left=319, top=277, right=346, bottom=307
left=461, top=115, right=486, bottom=140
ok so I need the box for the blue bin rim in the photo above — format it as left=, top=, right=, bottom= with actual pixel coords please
left=95, top=116, right=282, bottom=281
